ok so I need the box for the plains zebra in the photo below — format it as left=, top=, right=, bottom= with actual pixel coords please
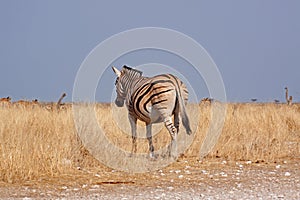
left=112, top=65, right=192, bottom=158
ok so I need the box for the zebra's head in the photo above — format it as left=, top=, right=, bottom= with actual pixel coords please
left=112, top=66, right=125, bottom=107
left=112, top=65, right=142, bottom=107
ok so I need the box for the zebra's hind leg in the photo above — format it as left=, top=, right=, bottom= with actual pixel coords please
left=129, top=115, right=137, bottom=156
left=146, top=123, right=156, bottom=159
left=131, top=135, right=137, bottom=156
left=173, top=102, right=180, bottom=133
left=164, top=116, right=178, bottom=159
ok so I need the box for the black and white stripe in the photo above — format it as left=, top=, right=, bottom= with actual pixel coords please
left=112, top=65, right=191, bottom=158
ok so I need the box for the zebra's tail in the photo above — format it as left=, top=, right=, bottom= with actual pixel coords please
left=176, top=84, right=192, bottom=135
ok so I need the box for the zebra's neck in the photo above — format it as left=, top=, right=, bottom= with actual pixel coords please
left=125, top=76, right=148, bottom=106
left=125, top=76, right=144, bottom=93
left=122, top=68, right=143, bottom=91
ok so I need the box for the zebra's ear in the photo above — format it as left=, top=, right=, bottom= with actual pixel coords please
left=112, top=66, right=121, bottom=77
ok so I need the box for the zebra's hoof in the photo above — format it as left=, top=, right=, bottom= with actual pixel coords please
left=171, top=155, right=178, bottom=161
left=129, top=153, right=135, bottom=157
left=149, top=152, right=158, bottom=160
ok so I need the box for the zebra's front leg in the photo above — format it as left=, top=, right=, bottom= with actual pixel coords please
left=146, top=123, right=156, bottom=159
left=164, top=116, right=178, bottom=159
left=129, top=115, right=137, bottom=156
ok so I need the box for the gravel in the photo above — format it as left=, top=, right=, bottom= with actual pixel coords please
left=0, top=159, right=299, bottom=199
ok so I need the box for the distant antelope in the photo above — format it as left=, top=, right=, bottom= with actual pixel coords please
left=0, top=96, right=11, bottom=102
left=0, top=96, right=12, bottom=107
left=56, top=92, right=67, bottom=110
left=41, top=93, right=67, bottom=111
left=14, top=99, right=39, bottom=108
left=285, top=87, right=293, bottom=105
left=201, top=97, right=213, bottom=104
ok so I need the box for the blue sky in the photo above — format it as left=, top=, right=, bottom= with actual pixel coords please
left=0, top=1, right=299, bottom=102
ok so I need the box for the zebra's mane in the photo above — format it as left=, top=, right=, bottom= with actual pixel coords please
left=122, top=65, right=143, bottom=77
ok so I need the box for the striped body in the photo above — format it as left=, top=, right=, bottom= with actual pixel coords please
left=127, top=74, right=188, bottom=124
left=113, top=65, right=191, bottom=158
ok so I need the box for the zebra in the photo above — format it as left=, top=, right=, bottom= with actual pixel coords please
left=112, top=65, right=192, bottom=158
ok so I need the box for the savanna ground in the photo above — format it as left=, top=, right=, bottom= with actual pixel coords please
left=0, top=102, right=299, bottom=199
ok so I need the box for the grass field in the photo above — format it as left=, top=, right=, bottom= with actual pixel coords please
left=0, top=102, right=299, bottom=183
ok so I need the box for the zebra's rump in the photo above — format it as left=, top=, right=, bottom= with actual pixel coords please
left=127, top=74, right=188, bottom=124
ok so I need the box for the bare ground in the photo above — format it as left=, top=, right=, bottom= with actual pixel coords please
left=0, top=157, right=299, bottom=199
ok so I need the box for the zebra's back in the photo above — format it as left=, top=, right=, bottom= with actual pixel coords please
left=128, top=74, right=188, bottom=124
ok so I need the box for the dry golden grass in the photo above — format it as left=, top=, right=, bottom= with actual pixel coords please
left=190, top=102, right=300, bottom=161
left=0, top=102, right=299, bottom=183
